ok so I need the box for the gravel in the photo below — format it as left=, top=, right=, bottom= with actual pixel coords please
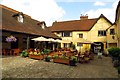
left=2, top=55, right=118, bottom=78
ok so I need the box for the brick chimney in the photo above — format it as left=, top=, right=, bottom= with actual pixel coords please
left=80, top=14, right=88, bottom=20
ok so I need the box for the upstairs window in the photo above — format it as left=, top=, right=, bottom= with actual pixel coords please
left=79, top=34, right=83, bottom=38
left=62, top=31, right=72, bottom=37
left=41, top=23, right=45, bottom=29
left=110, top=29, right=115, bottom=35
left=98, top=30, right=106, bottom=36
left=18, top=14, right=23, bottom=23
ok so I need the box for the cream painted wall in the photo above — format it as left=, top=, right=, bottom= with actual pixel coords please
left=53, top=17, right=112, bottom=52
left=88, top=18, right=111, bottom=43
left=107, top=25, right=117, bottom=44
left=72, top=31, right=90, bottom=52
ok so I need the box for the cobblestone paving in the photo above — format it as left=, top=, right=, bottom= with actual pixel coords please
left=2, top=55, right=118, bottom=78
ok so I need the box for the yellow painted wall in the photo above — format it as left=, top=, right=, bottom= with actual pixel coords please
left=53, top=17, right=112, bottom=52
left=107, top=25, right=117, bottom=48
left=72, top=31, right=90, bottom=52
left=88, top=18, right=111, bottom=42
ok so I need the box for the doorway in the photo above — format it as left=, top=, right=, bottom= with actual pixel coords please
left=11, top=37, right=19, bottom=49
left=91, top=42, right=104, bottom=54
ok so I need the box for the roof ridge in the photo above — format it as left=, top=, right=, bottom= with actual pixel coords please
left=0, top=4, right=31, bottom=18
left=54, top=18, right=98, bottom=23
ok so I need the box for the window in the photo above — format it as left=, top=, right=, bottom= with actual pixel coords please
left=110, top=29, right=115, bottom=35
left=63, top=43, right=67, bottom=48
left=79, top=34, right=83, bottom=38
left=41, top=24, right=45, bottom=29
left=98, top=30, right=106, bottom=36
left=18, top=15, right=23, bottom=23
left=62, top=31, right=72, bottom=37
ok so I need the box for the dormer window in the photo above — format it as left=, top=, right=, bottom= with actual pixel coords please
left=41, top=23, right=45, bottom=29
left=18, top=14, right=23, bottom=23
left=12, top=12, right=24, bottom=23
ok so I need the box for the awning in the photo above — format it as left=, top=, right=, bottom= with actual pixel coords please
left=31, top=37, right=61, bottom=42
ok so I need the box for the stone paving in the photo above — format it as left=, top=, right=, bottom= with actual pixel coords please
left=1, top=55, right=119, bottom=78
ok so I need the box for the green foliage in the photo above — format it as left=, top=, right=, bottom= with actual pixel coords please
left=45, top=56, right=51, bottom=62
left=43, top=49, right=51, bottom=54
left=21, top=50, right=28, bottom=57
left=71, top=56, right=78, bottom=63
left=53, top=55, right=59, bottom=59
left=118, top=66, right=120, bottom=74
left=108, top=47, right=120, bottom=57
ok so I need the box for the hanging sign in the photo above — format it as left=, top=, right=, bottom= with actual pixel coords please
left=6, top=35, right=17, bottom=42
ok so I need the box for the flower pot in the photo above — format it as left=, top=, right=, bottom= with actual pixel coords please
left=45, top=57, right=51, bottom=62
left=69, top=60, right=76, bottom=66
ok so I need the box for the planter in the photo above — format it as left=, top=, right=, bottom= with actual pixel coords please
left=53, top=58, right=70, bottom=65
left=45, top=56, right=51, bottom=62
left=29, top=54, right=44, bottom=60
left=69, top=60, right=76, bottom=66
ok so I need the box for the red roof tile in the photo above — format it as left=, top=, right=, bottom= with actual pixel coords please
left=50, top=14, right=112, bottom=32
left=0, top=4, right=60, bottom=39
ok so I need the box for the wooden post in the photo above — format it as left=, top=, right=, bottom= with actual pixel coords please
left=27, top=36, right=30, bottom=50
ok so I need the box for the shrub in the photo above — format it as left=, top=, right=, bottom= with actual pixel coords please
left=113, top=60, right=120, bottom=67
left=108, top=48, right=120, bottom=57
left=117, top=66, right=120, bottom=74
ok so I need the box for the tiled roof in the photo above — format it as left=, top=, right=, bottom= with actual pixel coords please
left=0, top=4, right=60, bottom=39
left=50, top=14, right=112, bottom=32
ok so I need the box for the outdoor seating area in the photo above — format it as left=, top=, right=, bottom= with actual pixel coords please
left=2, top=48, right=20, bottom=56
left=20, top=48, right=95, bottom=66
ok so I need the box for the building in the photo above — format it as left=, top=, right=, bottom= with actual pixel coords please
left=0, top=4, right=60, bottom=51
left=107, top=1, right=120, bottom=48
left=106, top=24, right=117, bottom=48
left=50, top=14, right=112, bottom=53
left=115, top=1, right=120, bottom=48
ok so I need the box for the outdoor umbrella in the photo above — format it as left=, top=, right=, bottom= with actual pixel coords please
left=31, top=36, right=48, bottom=41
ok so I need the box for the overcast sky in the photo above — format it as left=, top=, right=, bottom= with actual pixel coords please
left=0, top=0, right=119, bottom=26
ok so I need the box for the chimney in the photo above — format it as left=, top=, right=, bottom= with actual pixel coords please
left=80, top=14, right=88, bottom=20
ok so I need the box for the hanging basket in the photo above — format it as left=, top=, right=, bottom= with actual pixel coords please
left=6, top=35, right=17, bottom=42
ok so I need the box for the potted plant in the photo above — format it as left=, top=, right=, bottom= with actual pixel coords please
left=28, top=51, right=44, bottom=60
left=69, top=56, right=77, bottom=66
left=20, top=50, right=28, bottom=57
left=45, top=56, right=51, bottom=62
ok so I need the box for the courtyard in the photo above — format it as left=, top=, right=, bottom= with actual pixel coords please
left=2, top=55, right=118, bottom=78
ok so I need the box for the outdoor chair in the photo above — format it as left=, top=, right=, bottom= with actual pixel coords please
left=10, top=49, right=20, bottom=56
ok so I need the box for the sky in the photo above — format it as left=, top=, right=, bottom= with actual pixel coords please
left=0, top=0, right=119, bottom=26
